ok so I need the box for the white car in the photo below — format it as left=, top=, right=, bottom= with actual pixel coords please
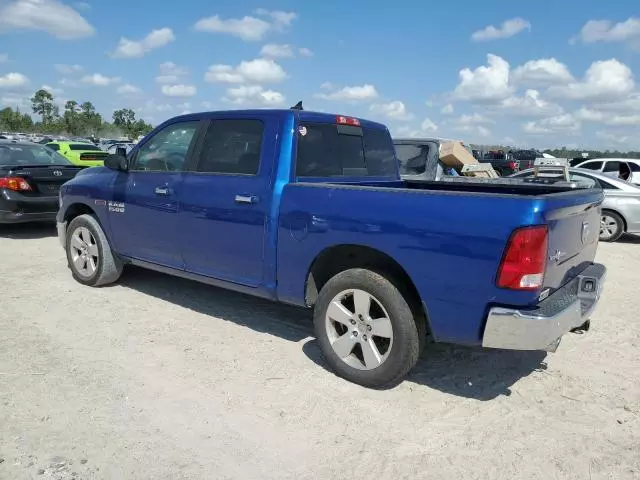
left=573, top=158, right=640, bottom=185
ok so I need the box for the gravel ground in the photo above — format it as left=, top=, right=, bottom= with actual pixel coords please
left=1, top=224, right=639, bottom=480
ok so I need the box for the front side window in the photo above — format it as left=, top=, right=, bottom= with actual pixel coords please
left=296, top=122, right=396, bottom=177
left=131, top=121, right=199, bottom=172
left=196, top=119, right=264, bottom=175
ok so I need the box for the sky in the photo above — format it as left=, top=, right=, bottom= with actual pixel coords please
left=0, top=0, right=639, bottom=150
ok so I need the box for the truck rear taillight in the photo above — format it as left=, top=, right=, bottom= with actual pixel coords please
left=0, top=176, right=32, bottom=192
left=336, top=115, right=360, bottom=126
left=497, top=226, right=548, bottom=290
left=508, top=161, right=518, bottom=171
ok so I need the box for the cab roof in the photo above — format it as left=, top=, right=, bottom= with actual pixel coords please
left=169, top=109, right=389, bottom=131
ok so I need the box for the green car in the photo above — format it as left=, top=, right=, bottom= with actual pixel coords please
left=45, top=141, right=108, bottom=167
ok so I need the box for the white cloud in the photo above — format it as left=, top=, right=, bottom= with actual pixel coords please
left=75, top=1, right=90, bottom=10
left=201, top=101, right=214, bottom=109
left=42, top=84, right=63, bottom=95
left=523, top=114, right=581, bottom=134
left=161, top=84, right=197, bottom=97
left=111, top=27, right=175, bottom=59
left=452, top=54, right=513, bottom=102
left=471, top=18, right=531, bottom=41
left=205, top=58, right=287, bottom=84
left=81, top=73, right=121, bottom=86
left=452, top=113, right=495, bottom=125
left=547, top=59, right=635, bottom=101
left=0, top=72, right=29, bottom=88
left=369, top=101, right=414, bottom=121
left=452, top=124, right=491, bottom=138
left=298, top=47, right=313, bottom=57
left=319, top=82, right=333, bottom=90
left=441, top=104, right=454, bottom=114
left=575, top=107, right=640, bottom=126
left=117, top=84, right=141, bottom=94
left=596, top=131, right=632, bottom=146
left=498, top=89, right=564, bottom=117
left=512, top=58, right=574, bottom=86
left=571, top=18, right=640, bottom=50
left=0, top=53, right=7, bottom=63
left=0, top=0, right=95, bottom=39
left=315, top=84, right=379, bottom=101
left=54, top=63, right=83, bottom=74
left=260, top=43, right=294, bottom=58
left=394, top=118, right=439, bottom=138
left=194, top=9, right=296, bottom=42
left=155, top=61, right=188, bottom=84
left=223, top=85, right=285, bottom=106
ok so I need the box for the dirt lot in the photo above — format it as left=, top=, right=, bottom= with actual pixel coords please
left=0, top=224, right=638, bottom=480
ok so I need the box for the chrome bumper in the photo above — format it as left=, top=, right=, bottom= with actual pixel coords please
left=57, top=221, right=66, bottom=248
left=482, top=263, right=606, bottom=352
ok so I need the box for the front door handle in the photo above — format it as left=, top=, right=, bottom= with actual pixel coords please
left=235, top=194, right=258, bottom=204
left=155, top=186, right=170, bottom=195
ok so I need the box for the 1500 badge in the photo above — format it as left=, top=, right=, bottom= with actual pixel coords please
left=108, top=201, right=125, bottom=213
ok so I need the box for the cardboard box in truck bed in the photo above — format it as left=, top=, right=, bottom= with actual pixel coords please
left=439, top=141, right=478, bottom=169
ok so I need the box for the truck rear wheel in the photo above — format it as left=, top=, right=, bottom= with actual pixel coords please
left=66, top=214, right=123, bottom=287
left=313, top=268, right=422, bottom=388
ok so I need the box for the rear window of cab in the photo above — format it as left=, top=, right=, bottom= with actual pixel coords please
left=296, top=122, right=396, bottom=178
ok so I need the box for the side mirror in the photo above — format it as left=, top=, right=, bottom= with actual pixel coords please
left=104, top=153, right=128, bottom=172
left=115, top=146, right=127, bottom=157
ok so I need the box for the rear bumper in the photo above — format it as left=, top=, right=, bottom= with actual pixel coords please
left=0, top=190, right=59, bottom=224
left=0, top=210, right=57, bottom=224
left=482, top=263, right=606, bottom=352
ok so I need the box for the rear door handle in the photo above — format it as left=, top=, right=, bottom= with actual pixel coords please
left=155, top=186, right=170, bottom=195
left=235, top=194, right=258, bottom=204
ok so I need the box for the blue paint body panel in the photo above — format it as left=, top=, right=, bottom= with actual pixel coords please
left=57, top=109, right=604, bottom=346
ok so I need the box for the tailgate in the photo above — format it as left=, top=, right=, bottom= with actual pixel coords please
left=542, top=189, right=603, bottom=291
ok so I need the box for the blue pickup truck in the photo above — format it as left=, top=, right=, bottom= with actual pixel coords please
left=56, top=109, right=606, bottom=388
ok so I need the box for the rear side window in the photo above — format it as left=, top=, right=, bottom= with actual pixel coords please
left=196, top=119, right=264, bottom=175
left=603, top=161, right=621, bottom=172
left=396, top=144, right=428, bottom=175
left=581, top=161, right=603, bottom=170
left=296, top=122, right=396, bottom=177
left=69, top=144, right=101, bottom=151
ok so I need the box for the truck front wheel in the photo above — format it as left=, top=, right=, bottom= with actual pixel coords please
left=313, top=268, right=422, bottom=388
left=65, top=214, right=123, bottom=287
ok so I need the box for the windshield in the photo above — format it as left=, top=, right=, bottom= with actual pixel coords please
left=0, top=144, right=73, bottom=166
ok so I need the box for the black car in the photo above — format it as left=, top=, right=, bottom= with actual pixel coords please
left=0, top=141, right=82, bottom=224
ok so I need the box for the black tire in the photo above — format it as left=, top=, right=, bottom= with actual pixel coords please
left=65, top=214, right=123, bottom=286
left=600, top=210, right=625, bottom=242
left=313, top=268, right=423, bottom=388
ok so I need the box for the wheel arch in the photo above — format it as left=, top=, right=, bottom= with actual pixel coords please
left=304, top=244, right=427, bottom=329
left=602, top=208, right=627, bottom=232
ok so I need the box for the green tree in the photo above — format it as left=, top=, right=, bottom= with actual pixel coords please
left=30, top=89, right=56, bottom=125
left=63, top=100, right=80, bottom=134
left=0, top=106, right=34, bottom=131
left=112, top=108, right=152, bottom=138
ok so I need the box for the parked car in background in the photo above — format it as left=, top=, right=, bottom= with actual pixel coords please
left=479, top=150, right=519, bottom=176
left=46, top=141, right=108, bottom=167
left=105, top=142, right=134, bottom=155
left=394, top=137, right=473, bottom=180
left=57, top=109, right=606, bottom=388
left=572, top=158, right=640, bottom=185
left=509, top=149, right=543, bottom=170
left=511, top=167, right=640, bottom=242
left=0, top=141, right=82, bottom=224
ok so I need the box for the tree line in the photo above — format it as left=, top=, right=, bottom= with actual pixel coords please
left=0, top=89, right=154, bottom=139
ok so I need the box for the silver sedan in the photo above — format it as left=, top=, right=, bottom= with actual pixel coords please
left=511, top=167, right=640, bottom=242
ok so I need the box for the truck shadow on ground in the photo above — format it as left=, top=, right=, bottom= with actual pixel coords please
left=0, top=223, right=57, bottom=239
left=122, top=266, right=547, bottom=401
left=618, top=234, right=640, bottom=244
